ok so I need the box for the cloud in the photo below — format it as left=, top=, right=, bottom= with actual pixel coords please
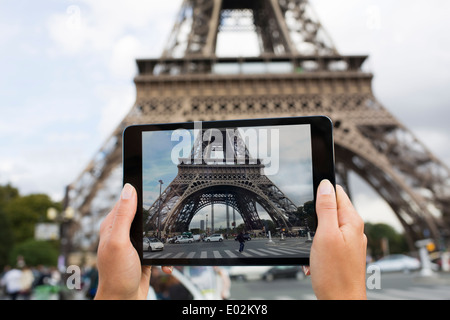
left=47, top=1, right=182, bottom=56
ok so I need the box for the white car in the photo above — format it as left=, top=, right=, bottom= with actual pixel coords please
left=227, top=266, right=272, bottom=281
left=368, top=254, right=420, bottom=273
left=204, top=234, right=224, bottom=242
left=175, top=236, right=194, bottom=244
left=143, top=237, right=164, bottom=252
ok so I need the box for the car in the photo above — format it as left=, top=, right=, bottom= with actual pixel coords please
left=168, top=235, right=190, bottom=243
left=175, top=236, right=193, bottom=244
left=367, top=254, right=420, bottom=273
left=143, top=237, right=164, bottom=252
left=227, top=266, right=272, bottom=281
left=234, top=233, right=251, bottom=241
left=262, top=266, right=305, bottom=281
left=204, top=234, right=224, bottom=242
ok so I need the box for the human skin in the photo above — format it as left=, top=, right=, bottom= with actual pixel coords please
left=94, top=183, right=172, bottom=300
left=303, top=180, right=367, bottom=300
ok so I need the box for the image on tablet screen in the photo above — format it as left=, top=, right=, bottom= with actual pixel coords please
left=141, top=123, right=315, bottom=262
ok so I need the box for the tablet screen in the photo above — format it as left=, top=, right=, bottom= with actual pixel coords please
left=139, top=121, right=318, bottom=265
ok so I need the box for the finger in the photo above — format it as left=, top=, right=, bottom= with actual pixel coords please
left=99, top=200, right=119, bottom=235
left=302, top=266, right=310, bottom=276
left=315, top=179, right=338, bottom=231
left=110, top=183, right=138, bottom=241
left=141, top=266, right=152, bottom=288
left=98, top=200, right=121, bottom=250
left=336, top=185, right=364, bottom=231
left=161, top=266, right=174, bottom=274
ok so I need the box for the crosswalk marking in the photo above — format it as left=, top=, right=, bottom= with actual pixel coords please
left=224, top=250, right=237, bottom=258
left=247, top=249, right=267, bottom=256
left=144, top=242, right=311, bottom=259
left=240, top=251, right=253, bottom=257
left=148, top=252, right=163, bottom=258
left=267, top=247, right=305, bottom=255
left=274, top=246, right=310, bottom=254
left=257, top=248, right=282, bottom=255
left=173, top=252, right=184, bottom=258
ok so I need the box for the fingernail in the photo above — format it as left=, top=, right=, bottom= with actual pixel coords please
left=318, top=180, right=334, bottom=195
left=121, top=183, right=134, bottom=200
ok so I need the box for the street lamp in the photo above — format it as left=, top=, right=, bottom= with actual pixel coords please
left=158, top=180, right=163, bottom=239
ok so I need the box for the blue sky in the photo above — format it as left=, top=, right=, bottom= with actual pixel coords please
left=1, top=0, right=449, bottom=231
left=142, top=125, right=313, bottom=212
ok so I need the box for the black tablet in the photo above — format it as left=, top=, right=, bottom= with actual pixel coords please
left=123, top=116, right=335, bottom=266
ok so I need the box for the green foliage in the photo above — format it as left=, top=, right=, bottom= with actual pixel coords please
left=9, top=239, right=59, bottom=267
left=0, top=183, right=62, bottom=269
left=0, top=210, right=14, bottom=268
left=364, top=222, right=409, bottom=258
left=0, top=184, right=20, bottom=268
left=4, top=193, right=62, bottom=243
left=295, top=200, right=316, bottom=230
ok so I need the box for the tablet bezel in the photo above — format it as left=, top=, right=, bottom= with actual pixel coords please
left=123, top=116, right=335, bottom=266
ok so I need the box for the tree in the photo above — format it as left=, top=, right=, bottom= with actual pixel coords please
left=9, top=239, right=59, bottom=267
left=364, top=222, right=409, bottom=258
left=4, top=193, right=62, bottom=243
left=0, top=184, right=19, bottom=268
left=295, top=200, right=316, bottom=231
left=0, top=183, right=62, bottom=269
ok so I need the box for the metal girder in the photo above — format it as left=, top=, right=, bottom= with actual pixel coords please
left=66, top=0, right=450, bottom=252
left=144, top=128, right=302, bottom=234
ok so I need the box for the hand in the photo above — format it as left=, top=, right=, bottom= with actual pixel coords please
left=304, top=179, right=367, bottom=300
left=95, top=183, right=172, bottom=300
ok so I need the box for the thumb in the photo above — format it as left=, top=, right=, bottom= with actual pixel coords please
left=111, top=183, right=137, bottom=241
left=315, top=179, right=338, bottom=231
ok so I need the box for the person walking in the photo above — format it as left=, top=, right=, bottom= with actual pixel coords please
left=1, top=266, right=22, bottom=300
left=236, top=231, right=246, bottom=253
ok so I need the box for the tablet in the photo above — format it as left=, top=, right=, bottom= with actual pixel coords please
left=123, top=116, right=335, bottom=266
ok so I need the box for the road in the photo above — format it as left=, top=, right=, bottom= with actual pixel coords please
left=143, top=238, right=311, bottom=261
left=228, top=271, right=450, bottom=300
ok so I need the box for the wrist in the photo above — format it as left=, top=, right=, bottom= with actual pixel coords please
left=94, top=285, right=140, bottom=300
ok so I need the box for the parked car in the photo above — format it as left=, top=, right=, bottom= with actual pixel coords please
left=227, top=266, right=272, bottom=281
left=204, top=234, right=224, bottom=242
left=262, top=266, right=304, bottom=281
left=234, top=233, right=251, bottom=241
left=368, top=254, right=420, bottom=273
left=175, top=236, right=194, bottom=244
left=143, top=237, right=164, bottom=252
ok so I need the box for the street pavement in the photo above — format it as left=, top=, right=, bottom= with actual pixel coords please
left=143, top=238, right=311, bottom=260
left=228, top=270, right=450, bottom=300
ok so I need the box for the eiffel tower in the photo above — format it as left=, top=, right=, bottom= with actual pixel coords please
left=66, top=0, right=450, bottom=251
left=144, top=127, right=302, bottom=236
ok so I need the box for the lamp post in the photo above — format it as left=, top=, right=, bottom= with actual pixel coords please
left=46, top=205, right=75, bottom=300
left=158, top=180, right=163, bottom=239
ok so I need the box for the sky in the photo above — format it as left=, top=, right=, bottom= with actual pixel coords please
left=0, top=0, right=449, bottom=232
left=142, top=125, right=313, bottom=229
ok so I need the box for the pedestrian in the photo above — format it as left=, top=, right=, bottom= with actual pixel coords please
left=94, top=181, right=367, bottom=300
left=236, top=231, right=245, bottom=253
left=20, top=266, right=34, bottom=300
left=0, top=266, right=22, bottom=300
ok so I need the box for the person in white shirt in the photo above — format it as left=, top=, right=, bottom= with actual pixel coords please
left=1, top=267, right=23, bottom=300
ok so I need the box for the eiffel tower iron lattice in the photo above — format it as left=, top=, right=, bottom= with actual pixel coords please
left=66, top=0, right=450, bottom=251
left=144, top=127, right=301, bottom=235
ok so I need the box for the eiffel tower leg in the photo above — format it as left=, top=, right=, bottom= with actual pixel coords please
left=335, top=161, right=352, bottom=199
left=334, top=120, right=448, bottom=250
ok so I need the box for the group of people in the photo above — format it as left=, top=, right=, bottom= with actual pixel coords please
left=95, top=180, right=368, bottom=300
left=0, top=264, right=60, bottom=300
left=2, top=179, right=367, bottom=300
